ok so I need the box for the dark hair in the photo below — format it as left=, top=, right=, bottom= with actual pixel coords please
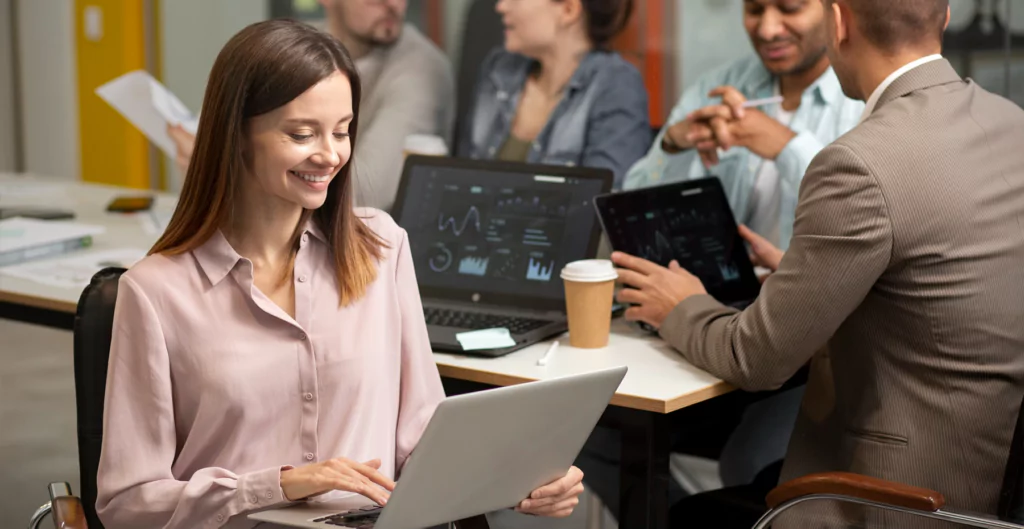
left=832, top=0, right=948, bottom=53
left=152, top=19, right=385, bottom=305
left=578, top=0, right=634, bottom=48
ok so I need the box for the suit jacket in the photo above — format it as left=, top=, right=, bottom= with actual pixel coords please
left=661, top=59, right=1024, bottom=526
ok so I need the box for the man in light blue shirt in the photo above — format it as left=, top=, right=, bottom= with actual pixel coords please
left=578, top=2, right=863, bottom=524
left=624, top=1, right=863, bottom=250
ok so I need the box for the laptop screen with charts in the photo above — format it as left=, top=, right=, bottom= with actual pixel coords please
left=392, top=156, right=612, bottom=356
left=594, top=177, right=762, bottom=309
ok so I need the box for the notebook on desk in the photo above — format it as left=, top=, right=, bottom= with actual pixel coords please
left=392, top=156, right=612, bottom=357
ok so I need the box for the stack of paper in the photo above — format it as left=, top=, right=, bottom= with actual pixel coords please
left=0, top=217, right=105, bottom=267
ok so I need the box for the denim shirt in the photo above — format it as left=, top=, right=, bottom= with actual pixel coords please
left=457, top=49, right=652, bottom=189
left=623, top=55, right=864, bottom=249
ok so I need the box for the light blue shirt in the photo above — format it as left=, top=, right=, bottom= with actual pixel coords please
left=623, top=55, right=864, bottom=249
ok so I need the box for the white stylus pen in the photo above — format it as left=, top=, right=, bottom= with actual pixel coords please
left=536, top=341, right=560, bottom=366
left=741, top=95, right=785, bottom=108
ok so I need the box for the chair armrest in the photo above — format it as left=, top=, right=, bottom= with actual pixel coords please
left=766, top=472, right=946, bottom=512
left=51, top=495, right=89, bottom=529
left=454, top=514, right=490, bottom=529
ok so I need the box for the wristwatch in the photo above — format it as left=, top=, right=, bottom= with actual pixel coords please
left=661, top=131, right=684, bottom=154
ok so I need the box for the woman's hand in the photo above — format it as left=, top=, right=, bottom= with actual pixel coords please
left=516, top=466, right=585, bottom=518
left=166, top=123, right=196, bottom=174
left=280, top=458, right=394, bottom=506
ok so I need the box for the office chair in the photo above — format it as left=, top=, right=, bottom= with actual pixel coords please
left=749, top=394, right=1024, bottom=529
left=29, top=267, right=489, bottom=529
left=453, top=0, right=504, bottom=151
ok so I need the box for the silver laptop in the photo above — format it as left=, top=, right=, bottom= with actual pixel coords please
left=249, top=366, right=627, bottom=528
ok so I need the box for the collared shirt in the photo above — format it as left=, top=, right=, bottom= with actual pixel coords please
left=95, top=210, right=445, bottom=529
left=457, top=48, right=652, bottom=189
left=860, top=54, right=944, bottom=122
left=623, top=55, right=864, bottom=249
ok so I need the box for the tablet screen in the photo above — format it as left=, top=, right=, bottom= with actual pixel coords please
left=595, top=178, right=761, bottom=306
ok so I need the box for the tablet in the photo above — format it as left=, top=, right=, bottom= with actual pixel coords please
left=594, top=178, right=761, bottom=308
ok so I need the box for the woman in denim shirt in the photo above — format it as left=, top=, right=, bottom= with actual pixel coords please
left=457, top=0, right=651, bottom=189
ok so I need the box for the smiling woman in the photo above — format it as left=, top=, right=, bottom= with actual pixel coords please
left=94, top=19, right=585, bottom=529
left=151, top=18, right=383, bottom=305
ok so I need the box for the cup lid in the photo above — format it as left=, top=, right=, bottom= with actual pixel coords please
left=560, top=259, right=618, bottom=282
left=403, top=134, right=448, bottom=156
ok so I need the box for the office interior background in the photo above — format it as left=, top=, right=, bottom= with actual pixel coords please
left=0, top=0, right=1020, bottom=188
left=0, top=0, right=1021, bottom=528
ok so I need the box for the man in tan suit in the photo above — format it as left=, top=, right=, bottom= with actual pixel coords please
left=613, top=0, right=1024, bottom=525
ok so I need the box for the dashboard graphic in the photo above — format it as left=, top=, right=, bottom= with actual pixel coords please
left=420, top=185, right=573, bottom=284
left=605, top=205, right=741, bottom=288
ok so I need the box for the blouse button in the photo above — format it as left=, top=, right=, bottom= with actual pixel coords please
left=305, top=452, right=315, bottom=461
left=298, top=332, right=307, bottom=341
left=304, top=393, right=314, bottom=401
left=216, top=513, right=224, bottom=522
left=266, top=490, right=274, bottom=499
left=250, top=494, right=258, bottom=504
left=298, top=275, right=307, bottom=283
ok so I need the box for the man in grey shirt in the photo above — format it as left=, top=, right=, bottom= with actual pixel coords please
left=169, top=0, right=455, bottom=211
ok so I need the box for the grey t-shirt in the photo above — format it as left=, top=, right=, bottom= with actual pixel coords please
left=351, top=25, right=455, bottom=212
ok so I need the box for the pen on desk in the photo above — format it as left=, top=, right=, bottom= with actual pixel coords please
left=536, top=341, right=559, bottom=366
left=741, top=95, right=785, bottom=109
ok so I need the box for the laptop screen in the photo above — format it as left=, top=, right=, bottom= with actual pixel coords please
left=393, top=156, right=611, bottom=310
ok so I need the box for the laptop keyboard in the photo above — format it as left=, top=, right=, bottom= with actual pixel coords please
left=424, top=307, right=552, bottom=335
left=312, top=506, right=382, bottom=527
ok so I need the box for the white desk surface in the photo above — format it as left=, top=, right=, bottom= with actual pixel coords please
left=0, top=175, right=175, bottom=312
left=0, top=176, right=733, bottom=413
left=435, top=319, right=732, bottom=414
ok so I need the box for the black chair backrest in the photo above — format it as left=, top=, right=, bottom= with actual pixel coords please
left=1000, top=393, right=1024, bottom=523
left=453, top=0, right=504, bottom=151
left=73, top=267, right=126, bottom=529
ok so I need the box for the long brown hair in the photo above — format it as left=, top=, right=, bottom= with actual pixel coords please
left=151, top=19, right=384, bottom=305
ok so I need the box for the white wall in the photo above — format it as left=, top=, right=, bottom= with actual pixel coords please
left=0, top=0, right=17, bottom=172
left=16, top=0, right=78, bottom=180
left=160, top=0, right=268, bottom=189
left=676, top=0, right=751, bottom=95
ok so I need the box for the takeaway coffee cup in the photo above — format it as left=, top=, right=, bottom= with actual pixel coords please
left=561, top=259, right=618, bottom=349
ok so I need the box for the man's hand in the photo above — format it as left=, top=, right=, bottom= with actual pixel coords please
left=723, top=109, right=797, bottom=161
left=685, top=86, right=796, bottom=165
left=516, top=466, right=585, bottom=518
left=167, top=124, right=196, bottom=174
left=739, top=224, right=785, bottom=272
left=610, top=252, right=707, bottom=330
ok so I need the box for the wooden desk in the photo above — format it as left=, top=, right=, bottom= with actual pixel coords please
left=1, top=176, right=734, bottom=528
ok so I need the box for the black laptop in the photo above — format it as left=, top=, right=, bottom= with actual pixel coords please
left=594, top=177, right=762, bottom=310
left=392, top=156, right=613, bottom=357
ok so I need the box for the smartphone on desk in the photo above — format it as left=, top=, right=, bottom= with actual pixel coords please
left=106, top=195, right=154, bottom=213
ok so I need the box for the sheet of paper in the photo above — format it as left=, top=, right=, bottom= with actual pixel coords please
left=455, top=328, right=516, bottom=351
left=0, top=248, right=147, bottom=289
left=95, top=70, right=198, bottom=158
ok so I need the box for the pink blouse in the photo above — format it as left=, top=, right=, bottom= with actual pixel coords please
left=95, top=210, right=446, bottom=529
